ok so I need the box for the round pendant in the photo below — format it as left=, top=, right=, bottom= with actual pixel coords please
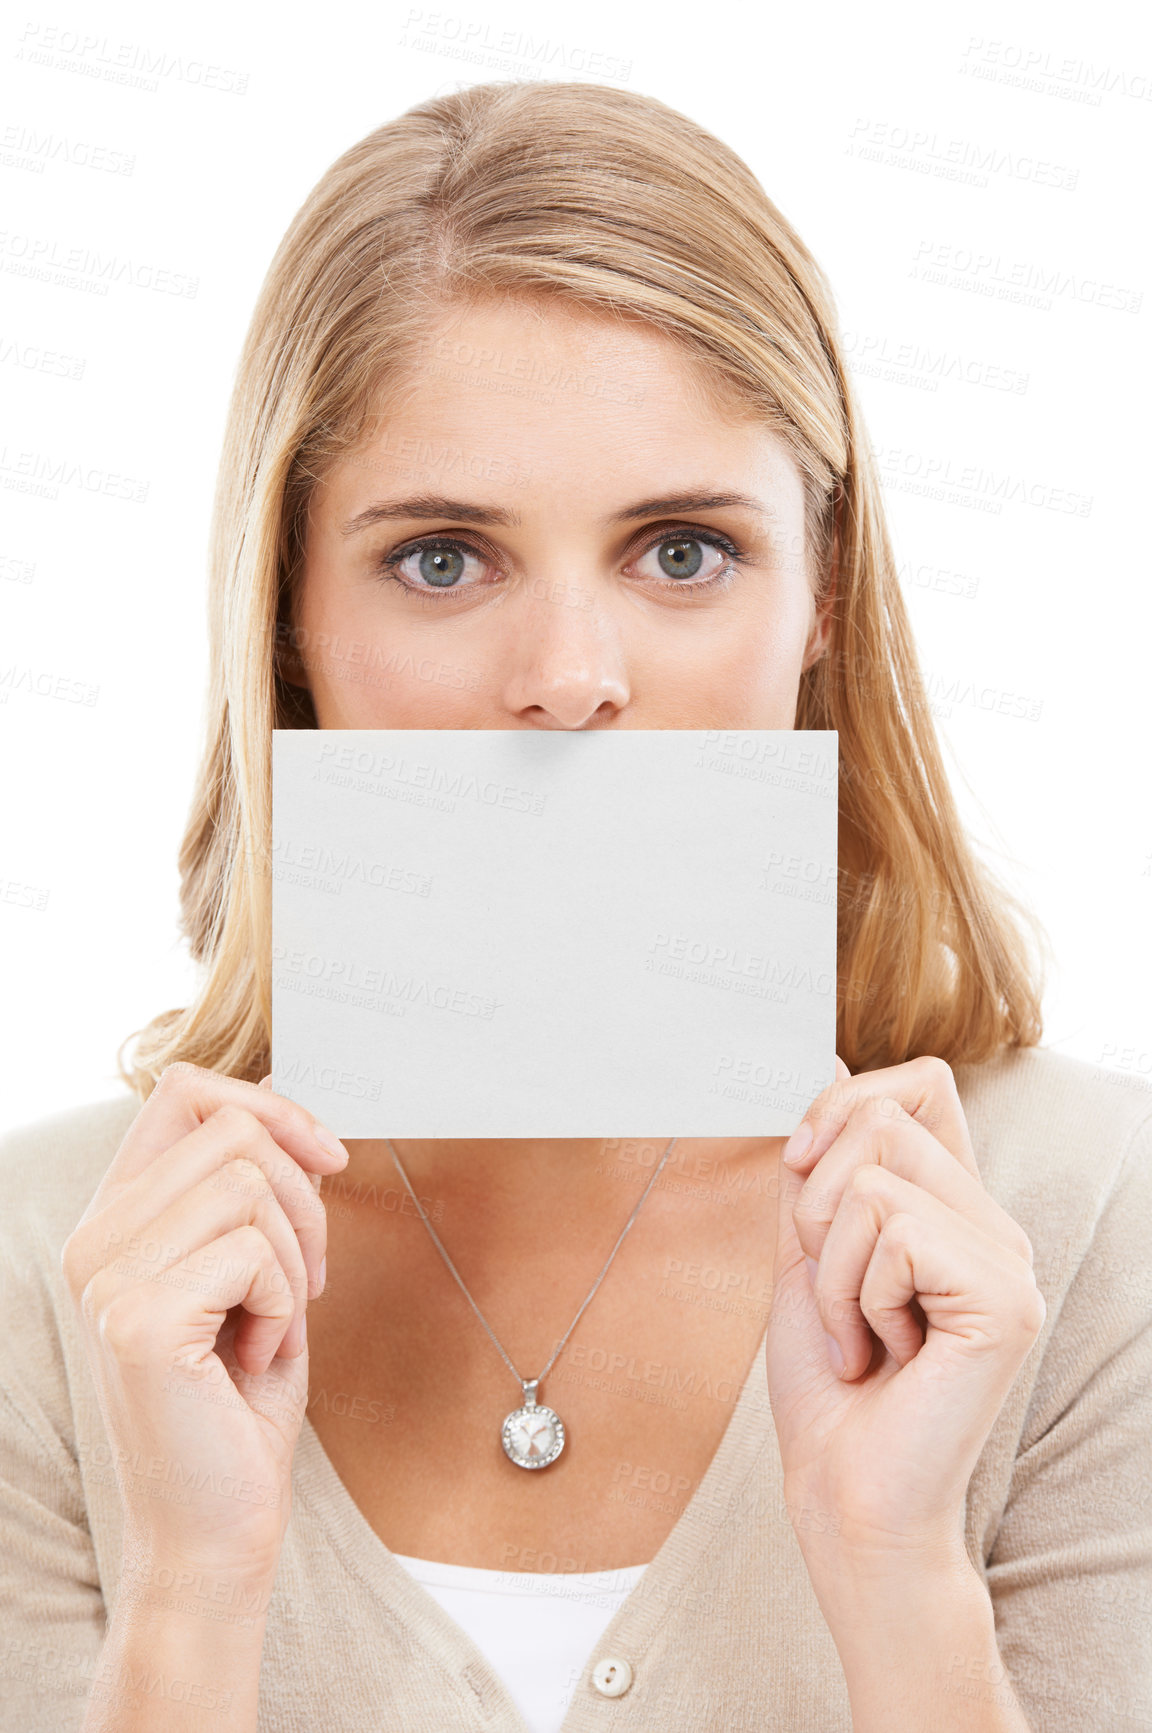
left=501, top=1389, right=566, bottom=1470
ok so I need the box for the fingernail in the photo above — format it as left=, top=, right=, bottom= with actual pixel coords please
left=824, top=1331, right=845, bottom=1377
left=783, top=1123, right=813, bottom=1166
left=313, top=1123, right=349, bottom=1163
left=318, top=1257, right=326, bottom=1292
left=804, top=1255, right=819, bottom=1290
left=300, top=1313, right=307, bottom=1352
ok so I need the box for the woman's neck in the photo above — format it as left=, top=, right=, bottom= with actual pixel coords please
left=334, top=1134, right=769, bottom=1222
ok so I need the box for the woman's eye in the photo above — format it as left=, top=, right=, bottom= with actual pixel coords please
left=632, top=534, right=735, bottom=590
left=382, top=540, right=489, bottom=594
left=376, top=528, right=741, bottom=600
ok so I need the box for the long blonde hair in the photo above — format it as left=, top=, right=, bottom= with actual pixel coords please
left=120, top=79, right=1045, bottom=1099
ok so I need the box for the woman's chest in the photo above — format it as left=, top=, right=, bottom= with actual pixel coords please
left=305, top=1302, right=771, bottom=1570
left=304, top=1162, right=779, bottom=1571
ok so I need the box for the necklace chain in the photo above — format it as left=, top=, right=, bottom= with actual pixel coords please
left=384, top=1135, right=679, bottom=1393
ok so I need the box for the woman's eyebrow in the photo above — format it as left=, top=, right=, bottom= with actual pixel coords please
left=341, top=496, right=519, bottom=535
left=340, top=490, right=766, bottom=537
left=610, top=491, right=765, bottom=523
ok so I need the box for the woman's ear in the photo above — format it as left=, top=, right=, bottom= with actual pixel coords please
left=273, top=616, right=320, bottom=727
left=802, top=520, right=840, bottom=674
left=274, top=618, right=311, bottom=691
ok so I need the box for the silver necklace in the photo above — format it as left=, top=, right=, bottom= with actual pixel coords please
left=385, top=1136, right=679, bottom=1470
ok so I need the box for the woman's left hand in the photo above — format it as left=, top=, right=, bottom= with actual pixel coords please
left=767, top=1054, right=1047, bottom=1569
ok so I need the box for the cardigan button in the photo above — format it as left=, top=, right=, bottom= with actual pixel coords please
left=591, top=1656, right=634, bottom=1698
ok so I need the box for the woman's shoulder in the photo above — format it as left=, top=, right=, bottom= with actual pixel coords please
left=0, top=1090, right=143, bottom=1253
left=0, top=1095, right=144, bottom=1467
left=952, top=1041, right=1152, bottom=1187
left=950, top=1042, right=1152, bottom=1298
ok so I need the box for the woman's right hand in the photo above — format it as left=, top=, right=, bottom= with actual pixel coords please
left=60, top=1062, right=350, bottom=1590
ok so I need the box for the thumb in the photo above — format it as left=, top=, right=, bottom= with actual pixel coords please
left=767, top=1154, right=846, bottom=1412
left=773, top=1156, right=809, bottom=1294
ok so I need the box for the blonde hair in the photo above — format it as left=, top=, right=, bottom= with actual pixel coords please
left=119, top=79, right=1046, bottom=1099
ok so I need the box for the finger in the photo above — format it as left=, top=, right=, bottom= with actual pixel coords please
left=258, top=1074, right=273, bottom=1090
left=96, top=1063, right=348, bottom=1198
left=858, top=1207, right=1045, bottom=1380
left=789, top=1102, right=1031, bottom=1270
left=782, top=1054, right=977, bottom=1178
left=777, top=1052, right=851, bottom=1168
left=812, top=1165, right=1043, bottom=1383
left=94, top=1158, right=312, bottom=1361
left=810, top=1164, right=932, bottom=1377
left=69, top=1106, right=329, bottom=1301
left=92, top=1223, right=304, bottom=1380
left=772, top=1161, right=849, bottom=1388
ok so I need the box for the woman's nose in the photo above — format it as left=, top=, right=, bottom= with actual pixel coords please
left=499, top=574, right=631, bottom=728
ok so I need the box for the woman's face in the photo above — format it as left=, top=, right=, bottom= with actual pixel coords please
left=290, top=297, right=833, bottom=730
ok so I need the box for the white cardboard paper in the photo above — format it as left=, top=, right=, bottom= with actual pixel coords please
left=270, top=729, right=838, bottom=1135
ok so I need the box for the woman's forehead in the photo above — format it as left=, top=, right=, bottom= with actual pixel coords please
left=309, top=301, right=797, bottom=523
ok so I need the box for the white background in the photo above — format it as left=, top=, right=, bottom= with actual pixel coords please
left=2, top=0, right=1150, bottom=1128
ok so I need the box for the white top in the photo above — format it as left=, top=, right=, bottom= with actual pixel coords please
left=390, top=1551, right=649, bottom=1733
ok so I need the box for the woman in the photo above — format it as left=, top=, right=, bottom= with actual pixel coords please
left=2, top=80, right=1149, bottom=1733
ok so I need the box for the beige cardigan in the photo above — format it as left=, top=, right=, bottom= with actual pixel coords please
left=1, top=1044, right=1150, bottom=1730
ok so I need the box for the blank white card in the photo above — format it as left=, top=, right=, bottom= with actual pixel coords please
left=270, top=730, right=838, bottom=1136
